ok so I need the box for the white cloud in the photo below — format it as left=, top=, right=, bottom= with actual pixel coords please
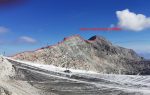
left=19, top=36, right=37, bottom=44
left=116, top=9, right=150, bottom=31
left=0, top=26, right=9, bottom=33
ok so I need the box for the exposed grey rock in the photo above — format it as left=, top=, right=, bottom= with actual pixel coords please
left=12, top=35, right=149, bottom=75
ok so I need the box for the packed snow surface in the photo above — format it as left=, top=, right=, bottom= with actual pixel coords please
left=0, top=56, right=150, bottom=95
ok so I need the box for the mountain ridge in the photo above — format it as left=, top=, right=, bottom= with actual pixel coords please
left=11, top=35, right=150, bottom=75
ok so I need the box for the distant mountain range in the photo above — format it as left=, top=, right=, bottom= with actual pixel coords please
left=12, top=35, right=150, bottom=75
left=138, top=52, right=150, bottom=59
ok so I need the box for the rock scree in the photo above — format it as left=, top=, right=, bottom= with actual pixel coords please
left=11, top=35, right=150, bottom=75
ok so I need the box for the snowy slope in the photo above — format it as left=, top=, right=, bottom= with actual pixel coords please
left=0, top=56, right=149, bottom=95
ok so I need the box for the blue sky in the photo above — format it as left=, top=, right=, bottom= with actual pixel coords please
left=0, top=0, right=150, bottom=56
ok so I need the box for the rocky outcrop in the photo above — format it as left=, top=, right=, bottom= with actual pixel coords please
left=12, top=35, right=147, bottom=74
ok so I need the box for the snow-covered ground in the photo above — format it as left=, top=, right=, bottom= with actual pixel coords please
left=5, top=56, right=98, bottom=74
left=3, top=56, right=150, bottom=95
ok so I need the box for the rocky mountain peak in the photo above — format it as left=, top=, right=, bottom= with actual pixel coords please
left=88, top=35, right=112, bottom=45
left=88, top=35, right=105, bottom=41
left=12, top=35, right=144, bottom=74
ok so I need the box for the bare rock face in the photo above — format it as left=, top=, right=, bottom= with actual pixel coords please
left=12, top=35, right=146, bottom=74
